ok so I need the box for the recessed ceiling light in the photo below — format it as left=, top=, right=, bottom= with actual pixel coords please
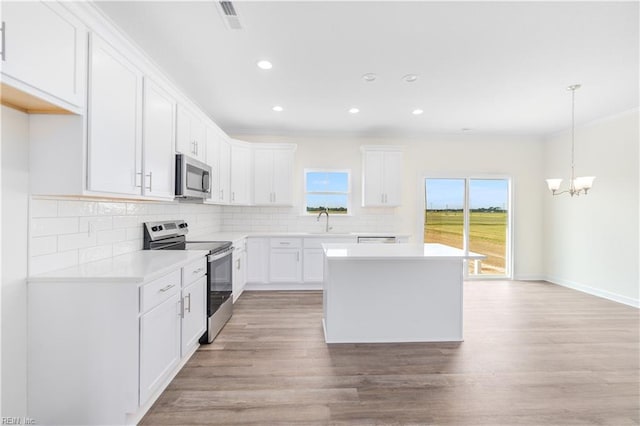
left=362, top=73, right=377, bottom=82
left=272, top=105, right=283, bottom=112
left=348, top=107, right=360, bottom=114
left=412, top=109, right=424, bottom=115
left=403, top=74, right=418, bottom=83
left=257, top=60, right=273, bottom=70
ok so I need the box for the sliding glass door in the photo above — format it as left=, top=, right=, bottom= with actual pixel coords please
left=424, top=177, right=511, bottom=278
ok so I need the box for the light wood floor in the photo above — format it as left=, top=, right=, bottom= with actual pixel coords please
left=141, top=281, right=640, bottom=425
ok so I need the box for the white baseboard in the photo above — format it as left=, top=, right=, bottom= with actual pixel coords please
left=513, top=274, right=546, bottom=281
left=244, top=282, right=322, bottom=291
left=544, top=276, right=639, bottom=308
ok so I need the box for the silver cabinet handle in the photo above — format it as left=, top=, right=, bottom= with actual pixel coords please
left=186, top=293, right=191, bottom=313
left=159, top=284, right=175, bottom=292
left=279, top=242, right=290, bottom=245
left=135, top=172, right=142, bottom=188
left=179, top=298, right=184, bottom=318
left=193, top=267, right=204, bottom=274
left=232, top=192, right=235, bottom=202
left=273, top=192, right=276, bottom=203
left=220, top=189, right=224, bottom=200
left=145, top=172, right=153, bottom=192
left=1, top=22, right=5, bottom=62
left=296, top=251, right=300, bottom=262
left=381, top=194, right=384, bottom=203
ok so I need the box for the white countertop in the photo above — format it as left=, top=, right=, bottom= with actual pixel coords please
left=28, top=250, right=209, bottom=284
left=195, top=231, right=411, bottom=242
left=322, top=243, right=485, bottom=260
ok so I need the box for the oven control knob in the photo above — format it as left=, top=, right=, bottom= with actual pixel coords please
left=151, top=226, right=158, bottom=232
left=183, top=222, right=188, bottom=228
left=158, top=225, right=164, bottom=230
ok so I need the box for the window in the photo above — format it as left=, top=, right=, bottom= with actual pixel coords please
left=424, top=177, right=511, bottom=278
left=304, top=169, right=351, bottom=215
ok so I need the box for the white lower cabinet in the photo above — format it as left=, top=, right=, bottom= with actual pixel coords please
left=303, top=249, right=324, bottom=282
left=232, top=240, right=247, bottom=302
left=247, top=238, right=269, bottom=283
left=181, top=276, right=207, bottom=354
left=28, top=254, right=208, bottom=425
left=302, top=237, right=357, bottom=283
left=139, top=290, right=181, bottom=405
left=269, top=238, right=302, bottom=282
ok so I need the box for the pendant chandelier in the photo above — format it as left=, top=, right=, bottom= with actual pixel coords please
left=546, top=84, right=595, bottom=196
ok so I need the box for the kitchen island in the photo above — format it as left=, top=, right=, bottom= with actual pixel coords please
left=321, top=243, right=484, bottom=343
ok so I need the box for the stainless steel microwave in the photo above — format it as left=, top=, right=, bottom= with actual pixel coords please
left=175, top=154, right=211, bottom=199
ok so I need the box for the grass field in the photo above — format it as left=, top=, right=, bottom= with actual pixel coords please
left=424, top=211, right=507, bottom=275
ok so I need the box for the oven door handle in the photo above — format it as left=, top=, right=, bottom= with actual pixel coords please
left=208, top=247, right=233, bottom=262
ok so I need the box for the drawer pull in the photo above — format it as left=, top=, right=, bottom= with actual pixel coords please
left=279, top=242, right=290, bottom=245
left=159, top=284, right=175, bottom=293
left=192, top=267, right=204, bottom=274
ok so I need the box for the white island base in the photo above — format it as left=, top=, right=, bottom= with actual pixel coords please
left=322, top=243, right=483, bottom=343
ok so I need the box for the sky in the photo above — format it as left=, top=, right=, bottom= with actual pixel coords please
left=306, top=171, right=349, bottom=209
left=425, top=178, right=508, bottom=210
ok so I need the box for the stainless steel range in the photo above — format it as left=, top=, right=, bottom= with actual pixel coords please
left=143, top=220, right=233, bottom=343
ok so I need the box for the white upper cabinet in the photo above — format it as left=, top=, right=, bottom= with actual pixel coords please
left=176, top=105, right=206, bottom=162
left=87, top=33, right=143, bottom=196
left=1, top=1, right=87, bottom=112
left=218, top=137, right=232, bottom=204
left=361, top=146, right=403, bottom=207
left=252, top=145, right=296, bottom=205
left=204, top=125, right=221, bottom=204
left=230, top=141, right=251, bottom=205
left=142, top=78, right=176, bottom=200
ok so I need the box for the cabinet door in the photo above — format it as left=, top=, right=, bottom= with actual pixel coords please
left=181, top=277, right=206, bottom=355
left=218, top=138, right=231, bottom=204
left=1, top=1, right=86, bottom=108
left=303, top=248, right=324, bottom=282
left=190, top=117, right=206, bottom=162
left=87, top=34, right=143, bottom=195
left=205, top=126, right=221, bottom=203
left=143, top=78, right=176, bottom=200
left=176, top=105, right=193, bottom=156
left=270, top=248, right=302, bottom=282
left=383, top=151, right=403, bottom=206
left=232, top=248, right=247, bottom=301
left=362, top=150, right=384, bottom=206
left=247, top=238, right=269, bottom=283
left=139, top=292, right=181, bottom=405
left=272, top=149, right=294, bottom=205
left=253, top=149, right=273, bottom=205
left=230, top=144, right=251, bottom=205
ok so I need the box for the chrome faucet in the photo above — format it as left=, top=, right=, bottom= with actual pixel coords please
left=317, top=208, right=332, bottom=233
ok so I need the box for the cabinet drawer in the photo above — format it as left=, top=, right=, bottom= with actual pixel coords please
left=182, top=257, right=207, bottom=286
left=270, top=237, right=301, bottom=248
left=140, top=270, right=181, bottom=313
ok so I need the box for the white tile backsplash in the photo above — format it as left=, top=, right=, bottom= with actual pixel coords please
left=31, top=199, right=58, bottom=218
left=31, top=217, right=79, bottom=237
left=30, top=197, right=223, bottom=275
left=29, top=197, right=399, bottom=275
left=30, top=250, right=79, bottom=276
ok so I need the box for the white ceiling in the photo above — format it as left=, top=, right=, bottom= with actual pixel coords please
left=95, top=1, right=639, bottom=137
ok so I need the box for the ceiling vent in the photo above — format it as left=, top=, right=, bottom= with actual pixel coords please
left=218, top=1, right=242, bottom=30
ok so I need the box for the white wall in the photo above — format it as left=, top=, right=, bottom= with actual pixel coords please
left=233, top=133, right=545, bottom=279
left=543, top=110, right=639, bottom=306
left=1, top=106, right=29, bottom=417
